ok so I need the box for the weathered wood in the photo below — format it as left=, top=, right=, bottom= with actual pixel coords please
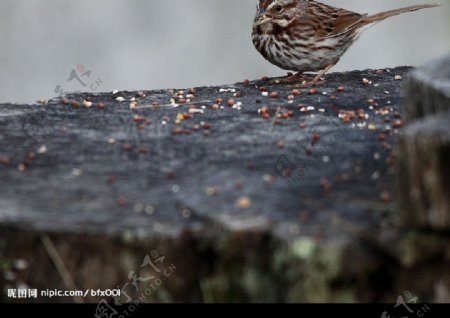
left=397, top=54, right=450, bottom=230
left=403, top=54, right=450, bottom=121
left=396, top=113, right=450, bottom=230
left=0, top=66, right=448, bottom=303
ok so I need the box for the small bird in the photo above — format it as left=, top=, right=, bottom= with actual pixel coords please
left=252, top=0, right=440, bottom=85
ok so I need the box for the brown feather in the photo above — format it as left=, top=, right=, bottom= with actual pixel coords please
left=363, top=4, right=441, bottom=24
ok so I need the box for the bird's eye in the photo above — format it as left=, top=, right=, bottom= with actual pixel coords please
left=275, top=4, right=283, bottom=12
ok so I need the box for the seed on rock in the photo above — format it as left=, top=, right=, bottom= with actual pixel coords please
left=117, top=196, right=127, bottom=207
left=235, top=196, right=252, bottom=209
left=97, top=102, right=106, bottom=110
left=270, top=91, right=279, bottom=98
left=292, top=89, right=301, bottom=96
left=122, top=143, right=132, bottom=151
left=337, top=86, right=345, bottom=93
left=206, top=187, right=219, bottom=196
left=227, top=99, right=235, bottom=107
left=0, top=156, right=11, bottom=166
left=107, top=175, right=117, bottom=184
left=393, top=120, right=404, bottom=128
left=166, top=171, right=176, bottom=179
left=319, top=178, right=331, bottom=194
left=243, top=79, right=250, bottom=86
left=382, top=142, right=392, bottom=150
left=312, top=133, right=321, bottom=143
left=83, top=100, right=93, bottom=108
left=380, top=190, right=391, bottom=202
left=308, top=88, right=318, bottom=95
left=172, top=127, right=183, bottom=135
left=262, top=174, right=275, bottom=185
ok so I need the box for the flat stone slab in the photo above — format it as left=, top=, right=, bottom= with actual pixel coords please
left=2, top=67, right=445, bottom=303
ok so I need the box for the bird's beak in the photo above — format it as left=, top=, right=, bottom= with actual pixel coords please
left=255, top=8, right=271, bottom=25
left=256, top=7, right=267, bottom=18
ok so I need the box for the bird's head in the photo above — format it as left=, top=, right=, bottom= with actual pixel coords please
left=254, top=0, right=302, bottom=29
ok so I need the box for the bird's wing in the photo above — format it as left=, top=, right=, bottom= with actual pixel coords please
left=301, top=1, right=366, bottom=39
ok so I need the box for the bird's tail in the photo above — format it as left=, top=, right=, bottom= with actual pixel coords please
left=363, top=3, right=440, bottom=24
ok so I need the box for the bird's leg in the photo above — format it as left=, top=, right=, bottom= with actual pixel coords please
left=269, top=72, right=311, bottom=85
left=307, top=64, right=334, bottom=87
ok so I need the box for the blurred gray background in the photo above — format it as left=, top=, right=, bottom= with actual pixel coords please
left=0, top=0, right=449, bottom=103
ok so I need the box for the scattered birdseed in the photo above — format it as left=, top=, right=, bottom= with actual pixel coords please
left=277, top=141, right=285, bottom=149
left=206, top=187, right=219, bottom=196
left=312, top=133, right=321, bottom=143
left=394, top=75, right=402, bottom=80
left=262, top=174, right=275, bottom=185
left=37, top=145, right=48, bottom=154
left=380, top=191, right=391, bottom=203
left=72, top=168, right=82, bottom=177
left=116, top=96, right=125, bottom=102
left=270, top=91, right=280, bottom=98
left=219, top=88, right=236, bottom=93
left=235, top=196, right=252, bottom=209
left=371, top=171, right=381, bottom=180
left=0, top=156, right=11, bottom=166
left=117, top=196, right=127, bottom=207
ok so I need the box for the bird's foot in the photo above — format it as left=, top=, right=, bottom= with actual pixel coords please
left=268, top=72, right=326, bottom=87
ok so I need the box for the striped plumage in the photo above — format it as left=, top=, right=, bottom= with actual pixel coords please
left=252, top=0, right=439, bottom=84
